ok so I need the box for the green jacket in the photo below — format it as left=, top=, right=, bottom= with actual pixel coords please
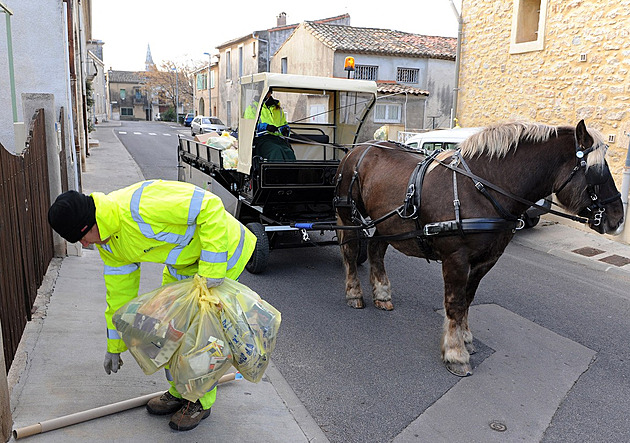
left=92, top=180, right=256, bottom=353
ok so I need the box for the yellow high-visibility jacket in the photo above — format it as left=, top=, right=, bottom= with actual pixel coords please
left=92, top=180, right=256, bottom=353
left=258, top=103, right=287, bottom=136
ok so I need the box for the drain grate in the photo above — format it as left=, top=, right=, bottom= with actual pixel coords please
left=598, top=255, right=630, bottom=267
left=572, top=247, right=605, bottom=257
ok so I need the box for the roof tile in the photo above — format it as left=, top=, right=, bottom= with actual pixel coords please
left=304, top=22, right=456, bottom=60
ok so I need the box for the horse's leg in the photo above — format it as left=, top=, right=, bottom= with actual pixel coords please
left=440, top=252, right=473, bottom=377
left=337, top=216, right=365, bottom=309
left=368, top=236, right=393, bottom=310
left=461, top=257, right=502, bottom=355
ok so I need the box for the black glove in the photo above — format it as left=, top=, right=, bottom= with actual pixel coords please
left=266, top=124, right=278, bottom=133
left=279, top=125, right=290, bottom=136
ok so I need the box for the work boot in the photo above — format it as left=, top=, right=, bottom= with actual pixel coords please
left=146, top=391, right=184, bottom=415
left=169, top=401, right=211, bottom=431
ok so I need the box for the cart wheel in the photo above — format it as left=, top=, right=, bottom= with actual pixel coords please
left=357, top=229, right=368, bottom=265
left=246, top=222, right=269, bottom=274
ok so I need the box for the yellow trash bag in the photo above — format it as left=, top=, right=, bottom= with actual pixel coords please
left=216, top=278, right=282, bottom=383
left=112, top=279, right=200, bottom=375
left=169, top=282, right=233, bottom=402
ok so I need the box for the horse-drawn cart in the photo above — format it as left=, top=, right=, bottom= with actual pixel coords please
left=178, top=73, right=378, bottom=273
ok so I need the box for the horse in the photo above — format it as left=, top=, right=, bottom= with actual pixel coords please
left=334, top=120, right=624, bottom=377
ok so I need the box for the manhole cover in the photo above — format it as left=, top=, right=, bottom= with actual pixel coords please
left=489, top=421, right=507, bottom=432
left=598, top=255, right=630, bottom=267
left=572, top=247, right=605, bottom=257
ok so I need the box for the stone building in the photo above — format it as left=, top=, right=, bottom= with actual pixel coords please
left=107, top=70, right=150, bottom=120
left=272, top=22, right=456, bottom=140
left=456, top=0, right=630, bottom=183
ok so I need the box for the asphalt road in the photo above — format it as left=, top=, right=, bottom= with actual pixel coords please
left=114, top=120, right=630, bottom=443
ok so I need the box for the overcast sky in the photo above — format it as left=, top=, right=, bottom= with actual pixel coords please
left=92, top=0, right=461, bottom=71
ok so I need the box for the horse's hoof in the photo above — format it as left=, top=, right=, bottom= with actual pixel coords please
left=347, top=298, right=365, bottom=309
left=374, top=300, right=394, bottom=311
left=445, top=361, right=473, bottom=377
left=465, top=342, right=476, bottom=355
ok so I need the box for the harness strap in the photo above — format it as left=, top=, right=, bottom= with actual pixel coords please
left=456, top=153, right=520, bottom=222
left=436, top=155, right=591, bottom=224
left=400, top=150, right=441, bottom=219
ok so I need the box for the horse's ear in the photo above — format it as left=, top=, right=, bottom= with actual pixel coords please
left=576, top=120, right=593, bottom=148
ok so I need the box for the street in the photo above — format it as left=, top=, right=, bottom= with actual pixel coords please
left=114, top=120, right=630, bottom=443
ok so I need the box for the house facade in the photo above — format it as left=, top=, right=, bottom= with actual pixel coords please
left=107, top=70, right=150, bottom=121
left=456, top=0, right=630, bottom=183
left=86, top=40, right=108, bottom=124
left=0, top=0, right=92, bottom=191
left=193, top=60, right=219, bottom=117
left=271, top=22, right=456, bottom=141
left=215, top=13, right=350, bottom=128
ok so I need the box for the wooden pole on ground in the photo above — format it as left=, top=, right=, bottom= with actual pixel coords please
left=13, top=372, right=239, bottom=439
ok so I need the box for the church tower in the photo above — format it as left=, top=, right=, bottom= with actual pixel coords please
left=145, top=44, right=155, bottom=71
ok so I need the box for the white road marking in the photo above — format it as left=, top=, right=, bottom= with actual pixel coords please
left=394, top=304, right=595, bottom=442
left=118, top=131, right=127, bottom=134
left=148, top=133, right=157, bottom=136
left=133, top=132, right=142, bottom=135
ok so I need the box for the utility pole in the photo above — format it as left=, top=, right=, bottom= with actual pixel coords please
left=204, top=52, right=212, bottom=116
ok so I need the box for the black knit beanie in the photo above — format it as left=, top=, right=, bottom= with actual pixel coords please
left=47, top=191, right=97, bottom=243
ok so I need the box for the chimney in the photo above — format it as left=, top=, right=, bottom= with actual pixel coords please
left=277, top=12, right=286, bottom=27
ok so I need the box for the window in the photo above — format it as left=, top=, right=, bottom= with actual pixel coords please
left=119, top=89, right=126, bottom=100
left=210, top=71, right=215, bottom=89
left=281, top=57, right=288, bottom=74
left=510, top=0, right=548, bottom=54
left=197, top=73, right=207, bottom=90
left=397, top=67, right=419, bottom=84
left=374, top=103, right=402, bottom=123
left=134, top=88, right=141, bottom=100
left=121, top=107, right=133, bottom=116
left=226, top=50, right=232, bottom=80
left=355, top=65, right=378, bottom=81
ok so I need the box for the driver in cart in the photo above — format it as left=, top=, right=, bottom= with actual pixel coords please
left=250, top=89, right=296, bottom=161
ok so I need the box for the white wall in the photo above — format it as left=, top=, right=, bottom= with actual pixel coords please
left=0, top=0, right=75, bottom=157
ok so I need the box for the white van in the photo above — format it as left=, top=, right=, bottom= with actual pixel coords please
left=405, top=127, right=483, bottom=154
left=404, top=126, right=550, bottom=228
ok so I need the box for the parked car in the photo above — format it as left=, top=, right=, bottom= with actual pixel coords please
left=184, top=113, right=194, bottom=127
left=405, top=127, right=551, bottom=228
left=190, top=116, right=228, bottom=136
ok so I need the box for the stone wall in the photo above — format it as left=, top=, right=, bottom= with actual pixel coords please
left=458, top=0, right=630, bottom=184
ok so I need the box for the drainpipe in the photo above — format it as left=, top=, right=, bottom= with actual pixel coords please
left=449, top=0, right=462, bottom=128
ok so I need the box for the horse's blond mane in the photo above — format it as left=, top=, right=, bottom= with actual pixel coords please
left=459, top=121, right=558, bottom=159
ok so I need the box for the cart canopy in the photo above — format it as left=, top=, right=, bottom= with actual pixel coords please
left=238, top=73, right=377, bottom=174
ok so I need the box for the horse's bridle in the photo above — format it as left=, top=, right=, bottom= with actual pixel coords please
left=554, top=141, right=620, bottom=227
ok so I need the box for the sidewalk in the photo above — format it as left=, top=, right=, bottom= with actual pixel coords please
left=7, top=123, right=327, bottom=442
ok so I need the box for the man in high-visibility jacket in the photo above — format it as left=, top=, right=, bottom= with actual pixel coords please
left=253, top=90, right=296, bottom=161
left=47, top=180, right=256, bottom=432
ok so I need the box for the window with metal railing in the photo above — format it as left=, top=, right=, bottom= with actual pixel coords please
left=397, top=67, right=419, bottom=84
left=355, top=65, right=378, bottom=81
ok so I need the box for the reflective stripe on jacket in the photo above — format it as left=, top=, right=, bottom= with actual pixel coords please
left=93, top=180, right=256, bottom=353
left=258, top=103, right=287, bottom=136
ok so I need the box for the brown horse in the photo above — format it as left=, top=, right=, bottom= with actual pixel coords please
left=335, top=120, right=624, bottom=377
